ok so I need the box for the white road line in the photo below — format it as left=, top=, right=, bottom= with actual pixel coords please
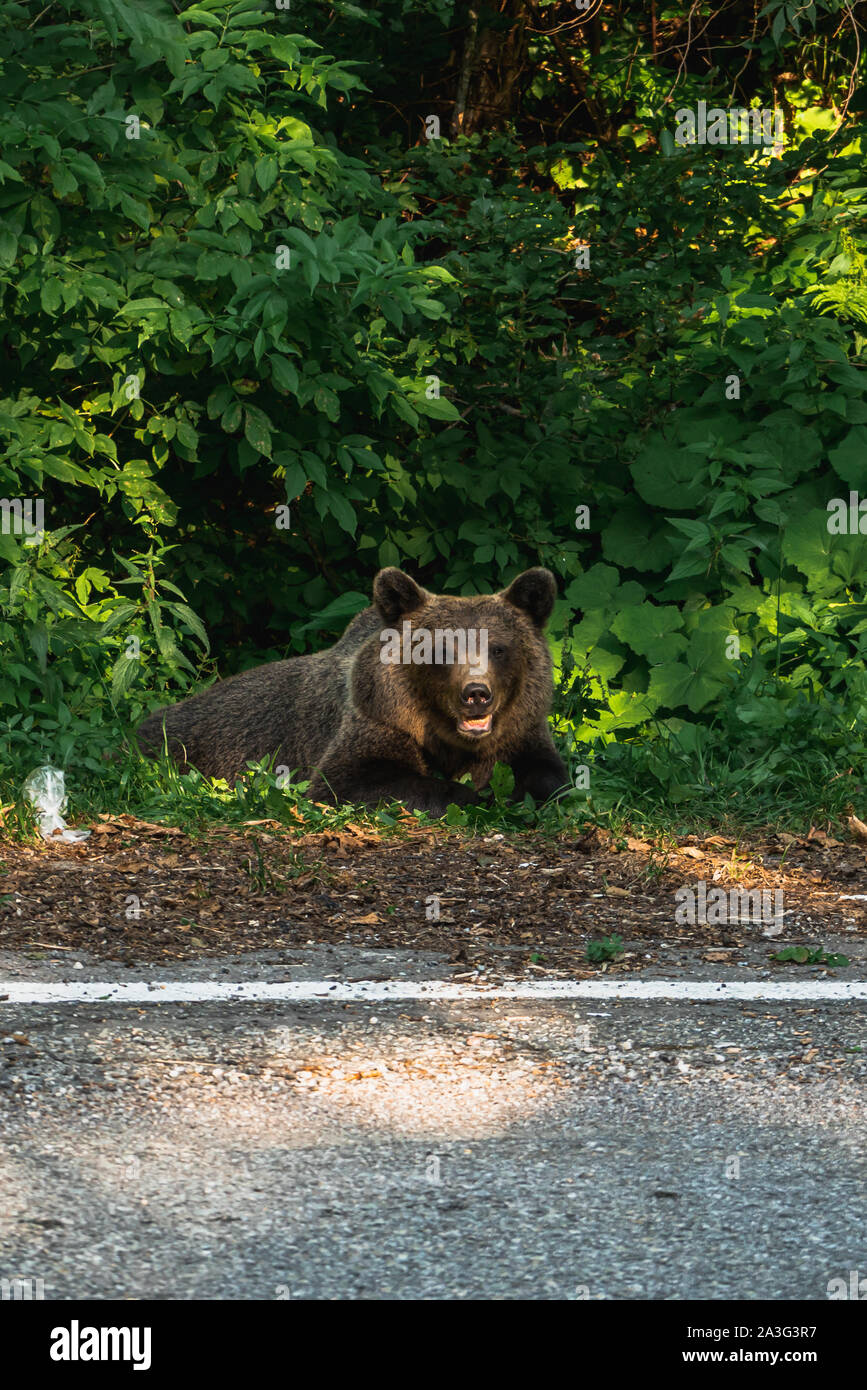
left=0, top=979, right=866, bottom=1005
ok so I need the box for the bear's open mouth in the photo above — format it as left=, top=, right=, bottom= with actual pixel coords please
left=458, top=713, right=493, bottom=737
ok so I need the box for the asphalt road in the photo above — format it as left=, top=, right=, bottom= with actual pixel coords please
left=2, top=945, right=865, bottom=1301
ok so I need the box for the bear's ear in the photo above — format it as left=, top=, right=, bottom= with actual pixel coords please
left=500, top=568, right=557, bottom=628
left=373, top=568, right=428, bottom=623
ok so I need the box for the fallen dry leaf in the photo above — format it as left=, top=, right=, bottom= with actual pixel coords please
left=846, top=815, right=867, bottom=843
left=807, top=827, right=844, bottom=847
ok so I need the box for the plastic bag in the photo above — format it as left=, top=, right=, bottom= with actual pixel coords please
left=22, top=765, right=90, bottom=843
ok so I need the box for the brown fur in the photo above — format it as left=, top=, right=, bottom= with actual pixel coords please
left=136, top=568, right=569, bottom=816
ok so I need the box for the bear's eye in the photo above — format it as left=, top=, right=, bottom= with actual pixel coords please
left=490, top=645, right=507, bottom=659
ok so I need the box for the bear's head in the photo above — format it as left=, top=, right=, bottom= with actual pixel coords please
left=372, top=567, right=557, bottom=748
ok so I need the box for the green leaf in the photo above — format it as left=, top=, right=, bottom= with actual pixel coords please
left=271, top=356, right=299, bottom=394
left=164, top=602, right=209, bottom=649
left=111, top=653, right=140, bottom=700
left=828, top=426, right=867, bottom=490
left=781, top=510, right=834, bottom=582
left=413, top=297, right=445, bottom=319
left=313, top=386, right=340, bottom=422
left=29, top=195, right=61, bottom=241
left=40, top=279, right=62, bottom=313
left=391, top=395, right=419, bottom=428
left=120, top=193, right=151, bottom=230
left=631, top=442, right=708, bottom=509
left=294, top=591, right=369, bottom=633
left=647, top=627, right=731, bottom=713
left=244, top=405, right=273, bottom=457
left=611, top=603, right=686, bottom=661
left=489, top=762, right=515, bottom=802
left=416, top=394, right=461, bottom=421
left=327, top=491, right=357, bottom=536
left=255, top=155, right=278, bottom=191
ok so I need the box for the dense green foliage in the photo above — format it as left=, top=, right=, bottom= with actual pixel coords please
left=0, top=0, right=865, bottom=824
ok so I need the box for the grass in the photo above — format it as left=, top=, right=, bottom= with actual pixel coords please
left=0, top=695, right=864, bottom=847
left=770, top=946, right=851, bottom=968
left=586, top=934, right=625, bottom=965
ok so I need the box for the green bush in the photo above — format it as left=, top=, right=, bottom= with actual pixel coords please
left=0, top=0, right=865, bottom=824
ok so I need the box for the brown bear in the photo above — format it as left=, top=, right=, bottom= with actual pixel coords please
left=136, top=567, right=569, bottom=816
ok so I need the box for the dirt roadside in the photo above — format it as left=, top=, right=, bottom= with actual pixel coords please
left=1, top=817, right=865, bottom=975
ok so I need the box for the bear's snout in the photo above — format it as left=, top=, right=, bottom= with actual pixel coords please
left=461, top=681, right=492, bottom=707
left=458, top=681, right=494, bottom=737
